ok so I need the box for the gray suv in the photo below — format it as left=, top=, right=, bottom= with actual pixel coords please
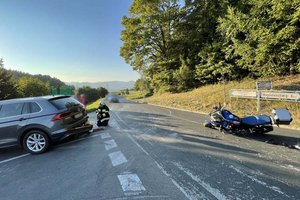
left=0, top=95, right=93, bottom=154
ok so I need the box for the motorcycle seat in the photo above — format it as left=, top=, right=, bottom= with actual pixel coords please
left=241, top=115, right=272, bottom=126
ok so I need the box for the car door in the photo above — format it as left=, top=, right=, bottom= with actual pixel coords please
left=0, top=102, right=31, bottom=147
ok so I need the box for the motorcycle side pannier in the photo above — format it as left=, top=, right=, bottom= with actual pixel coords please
left=272, top=108, right=292, bottom=125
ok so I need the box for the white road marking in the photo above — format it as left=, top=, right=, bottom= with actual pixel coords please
left=112, top=195, right=169, bottom=200
left=109, top=151, right=128, bottom=166
left=0, top=154, right=30, bottom=164
left=281, top=164, right=300, bottom=172
left=154, top=161, right=204, bottom=200
left=113, top=113, right=150, bottom=156
left=229, top=165, right=289, bottom=198
left=171, top=179, right=203, bottom=200
left=124, top=131, right=149, bottom=156
left=104, top=139, right=117, bottom=150
left=101, top=132, right=111, bottom=139
left=174, top=162, right=228, bottom=200
left=118, top=173, right=146, bottom=192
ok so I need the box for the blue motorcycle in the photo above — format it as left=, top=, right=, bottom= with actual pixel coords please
left=204, top=104, right=292, bottom=134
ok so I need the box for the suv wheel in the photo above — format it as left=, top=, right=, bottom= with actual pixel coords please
left=23, top=130, right=50, bottom=154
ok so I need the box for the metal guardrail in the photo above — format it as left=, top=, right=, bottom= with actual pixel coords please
left=230, top=89, right=300, bottom=102
left=230, top=81, right=300, bottom=111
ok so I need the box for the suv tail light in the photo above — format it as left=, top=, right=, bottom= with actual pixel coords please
left=51, top=111, right=71, bottom=121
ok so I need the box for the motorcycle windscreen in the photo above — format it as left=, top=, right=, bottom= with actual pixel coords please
left=272, top=108, right=293, bottom=125
left=241, top=115, right=272, bottom=126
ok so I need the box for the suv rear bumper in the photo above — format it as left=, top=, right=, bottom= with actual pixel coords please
left=51, top=122, right=93, bottom=142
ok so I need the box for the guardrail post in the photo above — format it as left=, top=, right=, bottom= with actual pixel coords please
left=257, top=90, right=261, bottom=111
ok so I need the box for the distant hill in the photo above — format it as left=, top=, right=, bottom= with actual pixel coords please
left=8, top=69, right=66, bottom=87
left=66, top=81, right=135, bottom=92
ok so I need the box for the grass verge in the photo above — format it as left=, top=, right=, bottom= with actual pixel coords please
left=86, top=98, right=103, bottom=113
left=125, top=91, right=147, bottom=100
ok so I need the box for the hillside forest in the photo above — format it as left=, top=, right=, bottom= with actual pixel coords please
left=121, top=0, right=300, bottom=94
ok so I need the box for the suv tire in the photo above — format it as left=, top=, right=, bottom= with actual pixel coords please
left=23, top=130, right=50, bottom=154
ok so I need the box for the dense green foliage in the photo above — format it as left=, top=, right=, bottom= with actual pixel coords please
left=0, top=59, right=19, bottom=100
left=9, top=69, right=66, bottom=88
left=18, top=76, right=50, bottom=97
left=121, top=0, right=300, bottom=93
left=77, top=86, right=108, bottom=103
left=118, top=88, right=130, bottom=95
left=134, top=77, right=153, bottom=95
left=0, top=58, right=70, bottom=99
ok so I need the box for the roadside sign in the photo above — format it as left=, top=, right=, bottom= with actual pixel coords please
left=230, top=89, right=257, bottom=99
left=256, top=81, right=272, bottom=90
left=261, top=90, right=300, bottom=101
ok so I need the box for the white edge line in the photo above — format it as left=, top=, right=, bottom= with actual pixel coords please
left=154, top=160, right=197, bottom=200
left=229, top=165, right=289, bottom=197
left=171, top=179, right=197, bottom=200
left=175, top=162, right=227, bottom=200
left=0, top=153, right=30, bottom=164
left=125, top=131, right=149, bottom=156
left=114, top=112, right=150, bottom=156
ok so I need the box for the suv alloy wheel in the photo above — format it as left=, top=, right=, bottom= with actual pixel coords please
left=23, top=130, right=50, bottom=154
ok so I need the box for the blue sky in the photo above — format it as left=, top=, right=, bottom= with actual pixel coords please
left=0, top=0, right=139, bottom=82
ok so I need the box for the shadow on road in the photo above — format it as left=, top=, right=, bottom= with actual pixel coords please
left=114, top=109, right=300, bottom=151
left=113, top=109, right=300, bottom=187
left=243, top=132, right=300, bottom=148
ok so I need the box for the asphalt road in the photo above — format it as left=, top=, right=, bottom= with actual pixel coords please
left=0, top=97, right=300, bottom=200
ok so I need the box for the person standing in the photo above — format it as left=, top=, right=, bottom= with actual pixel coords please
left=79, top=94, right=88, bottom=106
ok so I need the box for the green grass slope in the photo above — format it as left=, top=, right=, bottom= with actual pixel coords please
left=139, top=75, right=300, bottom=128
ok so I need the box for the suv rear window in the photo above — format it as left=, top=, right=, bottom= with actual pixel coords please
left=49, top=97, right=81, bottom=110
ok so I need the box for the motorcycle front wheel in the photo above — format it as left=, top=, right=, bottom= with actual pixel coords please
left=203, top=121, right=213, bottom=128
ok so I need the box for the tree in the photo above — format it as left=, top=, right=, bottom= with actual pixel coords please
left=18, top=76, right=50, bottom=97
left=173, top=58, right=194, bottom=91
left=121, top=0, right=233, bottom=92
left=218, top=0, right=300, bottom=76
left=9, top=70, right=66, bottom=88
left=78, top=86, right=109, bottom=103
left=134, top=77, right=153, bottom=96
left=121, top=0, right=182, bottom=92
left=0, top=59, right=19, bottom=100
left=78, top=86, right=98, bottom=103
left=121, top=0, right=300, bottom=92
left=97, top=87, right=109, bottom=98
